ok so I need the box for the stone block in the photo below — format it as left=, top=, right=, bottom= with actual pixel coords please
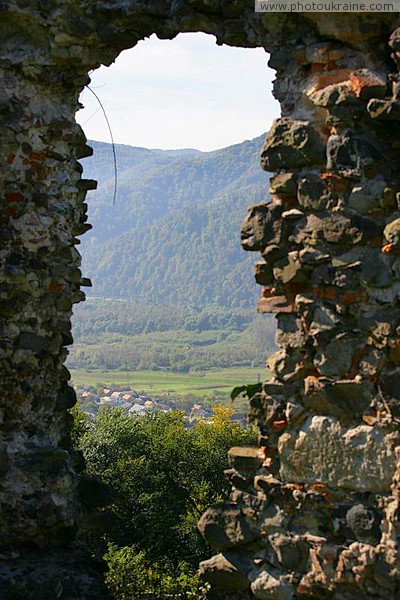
left=383, top=217, right=400, bottom=247
left=367, top=98, right=400, bottom=120
left=273, top=252, right=308, bottom=285
left=55, top=383, right=77, bottom=410
left=269, top=173, right=298, bottom=198
left=269, top=532, right=309, bottom=572
left=17, top=332, right=45, bottom=353
left=347, top=176, right=386, bottom=214
left=199, top=552, right=250, bottom=591
left=228, top=447, right=264, bottom=473
left=313, top=333, right=360, bottom=379
left=344, top=503, right=381, bottom=545
left=224, top=468, right=253, bottom=491
left=198, top=502, right=259, bottom=550
left=241, top=202, right=283, bottom=251
left=308, top=304, right=339, bottom=337
left=305, top=42, right=346, bottom=64
left=250, top=566, right=295, bottom=599
left=275, top=314, right=305, bottom=348
left=327, top=131, right=383, bottom=172
left=282, top=208, right=304, bottom=220
left=302, top=377, right=373, bottom=418
left=360, top=250, right=392, bottom=288
left=380, top=368, right=400, bottom=402
left=308, top=81, right=358, bottom=108
left=349, top=69, right=387, bottom=99
left=268, top=348, right=311, bottom=382
left=292, top=211, right=380, bottom=247
left=278, top=416, right=398, bottom=492
left=262, top=244, right=286, bottom=264
left=297, top=174, right=330, bottom=211
left=298, top=248, right=330, bottom=265
left=260, top=119, right=325, bottom=172
left=257, top=296, right=294, bottom=314
left=254, top=261, right=274, bottom=285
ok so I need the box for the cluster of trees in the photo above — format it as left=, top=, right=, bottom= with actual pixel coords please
left=80, top=135, right=269, bottom=307
left=72, top=406, right=256, bottom=599
left=68, top=301, right=276, bottom=372
left=72, top=301, right=257, bottom=338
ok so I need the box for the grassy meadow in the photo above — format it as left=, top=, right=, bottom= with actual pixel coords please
left=69, top=366, right=268, bottom=400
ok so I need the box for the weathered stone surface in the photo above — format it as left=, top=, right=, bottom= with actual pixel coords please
left=260, top=119, right=325, bottom=172
left=241, top=203, right=283, bottom=251
left=273, top=252, right=307, bottom=285
left=257, top=296, right=294, bottom=314
left=308, top=81, right=356, bottom=109
left=268, top=348, right=311, bottom=382
left=368, top=97, right=400, bottom=120
left=2, top=4, right=400, bottom=598
left=269, top=173, right=297, bottom=198
left=250, top=567, right=295, bottom=599
left=313, top=333, right=360, bottom=378
left=269, top=533, right=309, bottom=572
left=383, top=217, right=400, bottom=247
left=198, top=503, right=259, bottom=550
left=347, top=176, right=386, bottom=214
left=297, top=174, right=330, bottom=211
left=228, top=447, right=264, bottom=473
left=360, top=250, right=392, bottom=288
left=349, top=69, right=387, bottom=99
left=279, top=416, right=398, bottom=492
left=254, top=261, right=273, bottom=286
left=0, top=550, right=107, bottom=600
left=308, top=304, right=339, bottom=337
left=55, top=382, right=77, bottom=410
left=199, top=552, right=251, bottom=591
left=291, top=212, right=380, bottom=247
left=345, top=504, right=381, bottom=545
left=302, top=378, right=373, bottom=418
left=327, top=131, right=383, bottom=173
left=275, top=314, right=305, bottom=348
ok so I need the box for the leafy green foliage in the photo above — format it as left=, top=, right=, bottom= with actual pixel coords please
left=104, top=545, right=209, bottom=600
left=69, top=300, right=276, bottom=372
left=69, top=400, right=89, bottom=450
left=77, top=408, right=256, bottom=566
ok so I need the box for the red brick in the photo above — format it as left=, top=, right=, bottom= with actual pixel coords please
left=257, top=297, right=294, bottom=313
left=5, top=192, right=24, bottom=202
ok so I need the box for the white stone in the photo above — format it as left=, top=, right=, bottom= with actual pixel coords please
left=279, top=416, right=398, bottom=492
left=250, top=568, right=294, bottom=599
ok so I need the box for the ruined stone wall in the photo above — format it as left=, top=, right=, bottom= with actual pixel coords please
left=200, top=18, right=400, bottom=599
left=0, top=2, right=399, bottom=598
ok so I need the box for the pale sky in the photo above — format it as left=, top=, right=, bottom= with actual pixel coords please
left=76, top=32, right=280, bottom=152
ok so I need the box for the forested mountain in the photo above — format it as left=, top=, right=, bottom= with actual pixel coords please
left=80, top=134, right=269, bottom=308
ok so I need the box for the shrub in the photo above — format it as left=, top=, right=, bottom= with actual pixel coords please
left=104, top=544, right=210, bottom=600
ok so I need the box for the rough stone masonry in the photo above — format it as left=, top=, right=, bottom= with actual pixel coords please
left=0, top=2, right=399, bottom=599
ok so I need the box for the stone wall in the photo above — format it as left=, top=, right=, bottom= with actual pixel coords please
left=0, top=2, right=399, bottom=598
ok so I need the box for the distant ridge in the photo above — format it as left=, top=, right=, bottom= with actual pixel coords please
left=80, top=133, right=269, bottom=308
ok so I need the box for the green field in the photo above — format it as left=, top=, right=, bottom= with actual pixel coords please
left=69, top=366, right=268, bottom=398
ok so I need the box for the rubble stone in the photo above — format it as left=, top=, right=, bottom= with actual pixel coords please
left=279, top=416, right=398, bottom=492
left=198, top=503, right=260, bottom=549
left=2, top=4, right=400, bottom=599
left=260, top=119, right=325, bottom=171
left=250, top=567, right=295, bottom=599
left=241, top=203, right=283, bottom=251
left=199, top=552, right=251, bottom=591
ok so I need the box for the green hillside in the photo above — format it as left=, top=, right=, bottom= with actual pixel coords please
left=80, top=134, right=269, bottom=307
left=69, top=134, right=276, bottom=374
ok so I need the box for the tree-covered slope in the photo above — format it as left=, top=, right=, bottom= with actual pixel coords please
left=80, top=134, right=269, bottom=308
